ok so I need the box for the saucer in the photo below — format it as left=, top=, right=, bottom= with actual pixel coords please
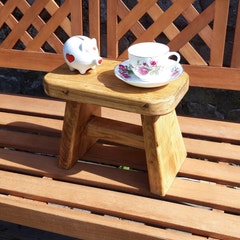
left=114, top=60, right=183, bottom=88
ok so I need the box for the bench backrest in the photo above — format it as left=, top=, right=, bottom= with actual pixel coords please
left=0, top=0, right=100, bottom=72
left=0, top=0, right=239, bottom=90
left=106, top=0, right=240, bottom=90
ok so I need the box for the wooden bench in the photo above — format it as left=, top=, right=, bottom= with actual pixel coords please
left=0, top=0, right=239, bottom=239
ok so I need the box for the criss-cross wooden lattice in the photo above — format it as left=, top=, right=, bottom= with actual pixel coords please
left=0, top=0, right=100, bottom=71
left=107, top=0, right=231, bottom=67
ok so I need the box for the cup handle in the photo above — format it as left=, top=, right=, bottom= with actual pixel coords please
left=166, top=52, right=181, bottom=63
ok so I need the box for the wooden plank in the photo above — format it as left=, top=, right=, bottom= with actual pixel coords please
left=88, top=0, right=101, bottom=47
left=0, top=49, right=64, bottom=71
left=210, top=0, right=230, bottom=66
left=101, top=107, right=142, bottom=125
left=178, top=116, right=240, bottom=144
left=169, top=179, right=240, bottom=214
left=86, top=116, right=144, bottom=149
left=0, top=112, right=62, bottom=136
left=0, top=195, right=205, bottom=240
left=231, top=0, right=240, bottom=67
left=0, top=170, right=239, bottom=239
left=183, top=64, right=240, bottom=90
left=70, top=0, right=83, bottom=35
left=0, top=94, right=65, bottom=118
left=185, top=137, right=240, bottom=164
left=0, top=130, right=59, bottom=155
left=180, top=157, right=240, bottom=187
left=107, top=0, right=118, bottom=58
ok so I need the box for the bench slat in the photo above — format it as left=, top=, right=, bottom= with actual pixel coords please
left=0, top=94, right=65, bottom=118
left=185, top=138, right=240, bottom=164
left=0, top=195, right=205, bottom=240
left=0, top=169, right=239, bottom=239
left=0, top=130, right=59, bottom=155
left=0, top=112, right=62, bottom=136
left=181, top=158, right=240, bottom=187
left=183, top=65, right=240, bottom=90
left=179, top=116, right=240, bottom=144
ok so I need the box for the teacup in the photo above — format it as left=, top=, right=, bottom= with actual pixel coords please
left=128, top=42, right=180, bottom=81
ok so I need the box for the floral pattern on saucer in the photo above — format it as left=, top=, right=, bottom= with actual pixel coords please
left=114, top=60, right=183, bottom=88
left=118, top=64, right=133, bottom=78
left=130, top=60, right=162, bottom=77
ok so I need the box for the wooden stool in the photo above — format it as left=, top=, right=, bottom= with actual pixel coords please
left=44, top=59, right=189, bottom=196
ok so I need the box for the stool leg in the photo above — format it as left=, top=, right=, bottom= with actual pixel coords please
left=141, top=110, right=186, bottom=196
left=59, top=100, right=100, bottom=169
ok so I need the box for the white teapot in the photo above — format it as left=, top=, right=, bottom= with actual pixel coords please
left=63, top=35, right=103, bottom=74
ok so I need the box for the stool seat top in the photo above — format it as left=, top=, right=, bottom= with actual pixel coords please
left=44, top=59, right=189, bottom=115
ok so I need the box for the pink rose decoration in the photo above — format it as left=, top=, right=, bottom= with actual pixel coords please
left=150, top=60, right=157, bottom=66
left=138, top=66, right=149, bottom=75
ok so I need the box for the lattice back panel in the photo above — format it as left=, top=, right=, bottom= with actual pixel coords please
left=107, top=0, right=233, bottom=67
left=0, top=0, right=100, bottom=71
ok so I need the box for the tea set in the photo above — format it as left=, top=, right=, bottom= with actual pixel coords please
left=63, top=36, right=183, bottom=88
left=114, top=42, right=183, bottom=88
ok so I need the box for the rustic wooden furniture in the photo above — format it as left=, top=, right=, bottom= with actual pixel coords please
left=0, top=0, right=239, bottom=239
left=44, top=60, right=189, bottom=196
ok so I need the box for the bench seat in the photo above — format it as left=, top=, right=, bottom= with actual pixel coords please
left=0, top=94, right=239, bottom=240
